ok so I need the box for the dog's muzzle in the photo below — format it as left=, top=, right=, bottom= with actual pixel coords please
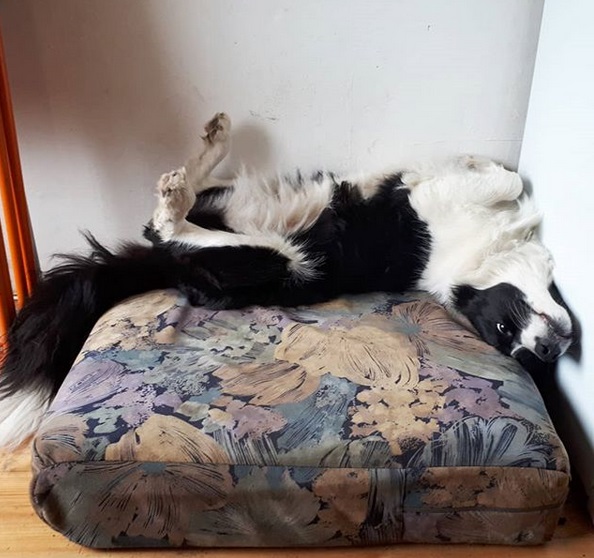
left=525, top=312, right=573, bottom=362
left=534, top=333, right=571, bottom=362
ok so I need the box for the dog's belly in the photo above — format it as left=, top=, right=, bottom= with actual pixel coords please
left=210, top=172, right=336, bottom=238
left=187, top=171, right=431, bottom=298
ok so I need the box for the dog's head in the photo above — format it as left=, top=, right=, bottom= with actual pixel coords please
left=406, top=157, right=575, bottom=363
left=451, top=242, right=573, bottom=362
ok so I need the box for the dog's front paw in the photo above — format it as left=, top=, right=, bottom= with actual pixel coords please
left=203, top=112, right=231, bottom=145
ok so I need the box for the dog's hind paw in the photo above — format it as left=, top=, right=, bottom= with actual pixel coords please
left=203, top=112, right=231, bottom=145
left=157, top=168, right=186, bottom=195
left=155, top=169, right=194, bottom=221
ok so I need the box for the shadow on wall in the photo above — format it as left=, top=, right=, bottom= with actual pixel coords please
left=225, top=123, right=273, bottom=176
left=1, top=1, right=271, bottom=231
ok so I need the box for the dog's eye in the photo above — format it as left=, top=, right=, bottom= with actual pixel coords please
left=496, top=322, right=511, bottom=337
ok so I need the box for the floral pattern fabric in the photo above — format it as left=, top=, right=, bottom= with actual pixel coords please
left=31, top=290, right=569, bottom=548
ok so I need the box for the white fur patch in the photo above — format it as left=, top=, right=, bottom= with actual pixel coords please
left=223, top=170, right=334, bottom=236
left=0, top=387, right=51, bottom=449
left=405, top=159, right=540, bottom=301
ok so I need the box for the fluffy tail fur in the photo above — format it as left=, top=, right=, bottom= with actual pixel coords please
left=0, top=235, right=295, bottom=449
left=0, top=235, right=181, bottom=449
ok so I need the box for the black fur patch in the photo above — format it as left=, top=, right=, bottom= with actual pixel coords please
left=186, top=187, right=234, bottom=232
left=1, top=234, right=178, bottom=397
left=295, top=174, right=431, bottom=296
left=452, top=282, right=532, bottom=356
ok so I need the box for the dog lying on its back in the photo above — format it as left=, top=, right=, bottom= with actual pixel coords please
left=0, top=112, right=574, bottom=448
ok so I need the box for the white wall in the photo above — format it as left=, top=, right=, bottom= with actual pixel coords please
left=519, top=0, right=594, bottom=479
left=0, top=0, right=544, bottom=269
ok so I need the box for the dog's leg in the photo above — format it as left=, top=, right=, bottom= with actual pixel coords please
left=151, top=168, right=316, bottom=280
left=151, top=169, right=196, bottom=239
left=404, top=156, right=524, bottom=208
left=152, top=169, right=242, bottom=244
left=184, top=112, right=232, bottom=194
left=457, top=156, right=524, bottom=205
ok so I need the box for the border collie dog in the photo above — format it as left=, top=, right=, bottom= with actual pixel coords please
left=0, top=113, right=573, bottom=448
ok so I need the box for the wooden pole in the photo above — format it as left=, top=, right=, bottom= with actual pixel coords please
left=0, top=109, right=28, bottom=311
left=0, top=27, right=37, bottom=311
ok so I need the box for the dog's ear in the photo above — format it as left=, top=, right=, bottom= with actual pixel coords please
left=450, top=285, right=493, bottom=341
left=451, top=284, right=481, bottom=315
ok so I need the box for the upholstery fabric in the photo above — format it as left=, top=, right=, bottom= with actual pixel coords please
left=30, top=290, right=569, bottom=548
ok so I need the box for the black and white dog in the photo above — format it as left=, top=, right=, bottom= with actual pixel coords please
left=0, top=113, right=574, bottom=448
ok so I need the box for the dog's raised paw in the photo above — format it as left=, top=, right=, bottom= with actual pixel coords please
left=157, top=169, right=187, bottom=196
left=203, top=112, right=231, bottom=145
left=155, top=169, right=195, bottom=220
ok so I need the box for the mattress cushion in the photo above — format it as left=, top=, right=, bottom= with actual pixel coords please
left=30, top=290, right=569, bottom=548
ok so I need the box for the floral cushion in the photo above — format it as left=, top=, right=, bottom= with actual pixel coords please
left=30, top=290, right=569, bottom=548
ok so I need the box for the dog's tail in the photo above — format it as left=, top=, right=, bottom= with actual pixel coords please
left=0, top=234, right=298, bottom=449
left=0, top=234, right=182, bottom=449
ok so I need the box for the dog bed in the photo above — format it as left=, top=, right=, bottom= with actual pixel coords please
left=30, top=290, right=569, bottom=548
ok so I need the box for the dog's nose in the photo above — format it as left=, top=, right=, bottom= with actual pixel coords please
left=534, top=337, right=559, bottom=362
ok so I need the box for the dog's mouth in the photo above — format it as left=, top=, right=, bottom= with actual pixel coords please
left=516, top=312, right=573, bottom=363
left=531, top=333, right=571, bottom=362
